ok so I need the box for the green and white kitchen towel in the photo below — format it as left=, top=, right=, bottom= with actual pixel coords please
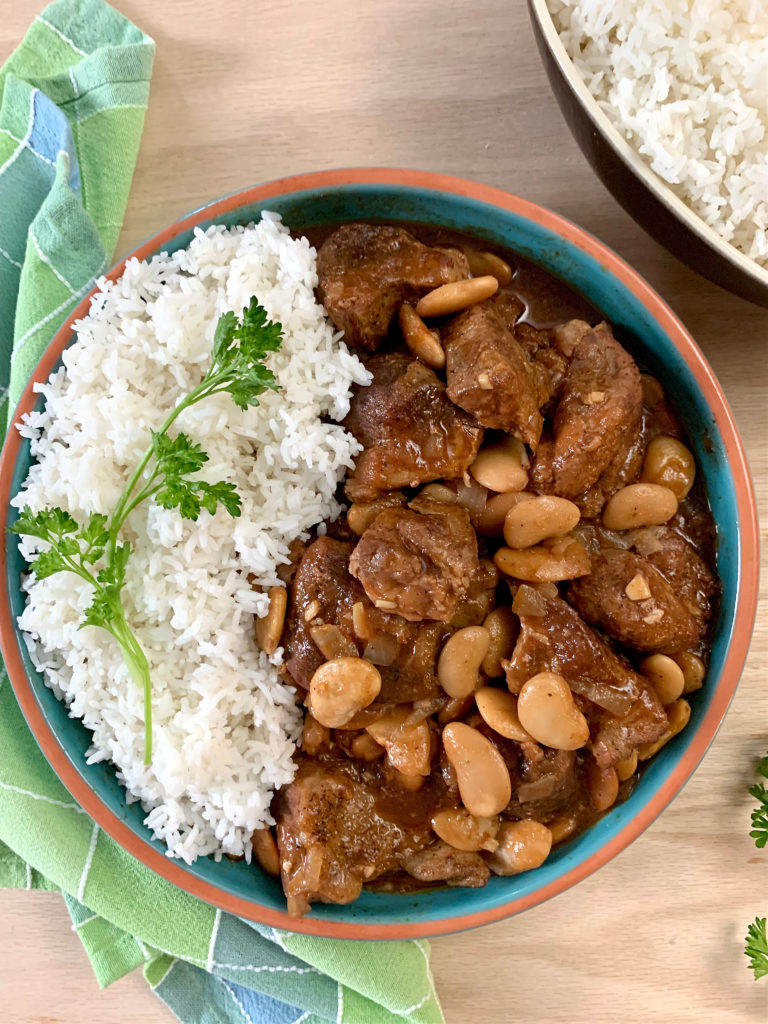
left=0, top=4, right=444, bottom=1022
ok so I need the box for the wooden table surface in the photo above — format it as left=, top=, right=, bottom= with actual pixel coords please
left=2, top=0, right=767, bottom=1021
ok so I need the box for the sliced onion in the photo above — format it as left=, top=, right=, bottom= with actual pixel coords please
left=517, top=775, right=557, bottom=803
left=456, top=478, right=488, bottom=516
left=567, top=676, right=634, bottom=717
left=512, top=585, right=547, bottom=617
left=309, top=624, right=357, bottom=660
left=628, top=527, right=664, bottom=557
left=364, top=634, right=399, bottom=667
left=406, top=696, right=445, bottom=724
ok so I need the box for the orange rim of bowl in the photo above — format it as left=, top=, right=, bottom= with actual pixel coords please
left=0, top=168, right=759, bottom=939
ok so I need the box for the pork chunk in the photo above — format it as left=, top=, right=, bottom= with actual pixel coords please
left=275, top=758, right=439, bottom=915
left=283, top=537, right=362, bottom=689
left=282, top=536, right=446, bottom=702
left=349, top=500, right=479, bottom=622
left=505, top=586, right=667, bottom=767
left=641, top=526, right=719, bottom=629
left=444, top=300, right=543, bottom=447
left=531, top=323, right=642, bottom=498
left=567, top=547, right=704, bottom=654
left=343, top=354, right=483, bottom=502
left=399, top=842, right=490, bottom=888
left=506, top=747, right=579, bottom=823
left=317, top=224, right=469, bottom=351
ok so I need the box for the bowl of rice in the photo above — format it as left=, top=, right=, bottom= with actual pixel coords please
left=0, top=169, right=759, bottom=938
left=529, top=0, right=768, bottom=307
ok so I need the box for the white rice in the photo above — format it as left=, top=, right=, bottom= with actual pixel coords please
left=12, top=214, right=371, bottom=863
left=549, top=0, right=768, bottom=267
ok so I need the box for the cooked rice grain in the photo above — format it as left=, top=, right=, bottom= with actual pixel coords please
left=13, top=215, right=371, bottom=863
left=550, top=0, right=768, bottom=267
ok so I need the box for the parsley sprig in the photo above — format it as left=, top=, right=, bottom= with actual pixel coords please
left=745, top=752, right=768, bottom=980
left=10, top=298, right=282, bottom=764
left=745, top=918, right=768, bottom=981
left=749, top=754, right=768, bottom=849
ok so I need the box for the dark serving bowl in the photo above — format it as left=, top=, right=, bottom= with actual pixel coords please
left=0, top=169, right=759, bottom=938
left=528, top=0, right=768, bottom=308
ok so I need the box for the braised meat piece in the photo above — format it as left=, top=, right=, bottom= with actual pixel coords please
left=343, top=354, right=483, bottom=502
left=316, top=224, right=469, bottom=351
left=276, top=761, right=390, bottom=914
left=349, top=500, right=479, bottom=623
left=448, top=557, right=499, bottom=628
left=283, top=536, right=446, bottom=702
left=640, top=526, right=719, bottom=628
left=444, top=300, right=544, bottom=447
left=515, top=322, right=569, bottom=415
left=590, top=686, right=671, bottom=769
left=505, top=586, right=667, bottom=767
left=275, top=757, right=444, bottom=915
left=399, top=841, right=490, bottom=888
left=531, top=323, right=643, bottom=499
left=567, top=547, right=705, bottom=654
left=282, top=537, right=362, bottom=690
left=505, top=748, right=579, bottom=823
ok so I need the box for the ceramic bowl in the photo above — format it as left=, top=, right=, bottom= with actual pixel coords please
left=0, top=169, right=758, bottom=938
left=528, top=0, right=768, bottom=308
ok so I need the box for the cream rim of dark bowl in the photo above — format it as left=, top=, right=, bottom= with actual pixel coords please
left=529, top=0, right=768, bottom=292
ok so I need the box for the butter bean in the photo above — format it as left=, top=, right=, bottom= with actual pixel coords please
left=366, top=706, right=433, bottom=776
left=416, top=275, right=498, bottom=318
left=485, top=820, right=552, bottom=875
left=674, top=651, right=706, bottom=694
left=431, top=808, right=500, bottom=852
left=517, top=672, right=589, bottom=750
left=254, top=586, right=287, bottom=656
left=475, top=686, right=533, bottom=743
left=638, top=699, right=691, bottom=760
left=476, top=491, right=534, bottom=536
left=252, top=828, right=280, bottom=877
left=641, top=436, right=696, bottom=500
left=502, top=495, right=580, bottom=549
left=470, top=437, right=529, bottom=493
left=603, top=483, right=678, bottom=531
left=442, top=722, right=511, bottom=817
left=309, top=657, right=382, bottom=729
left=465, top=250, right=513, bottom=285
left=615, top=750, right=638, bottom=781
left=494, top=536, right=590, bottom=583
left=640, top=653, right=685, bottom=705
left=437, top=626, right=491, bottom=699
left=399, top=303, right=446, bottom=369
left=481, top=607, right=519, bottom=677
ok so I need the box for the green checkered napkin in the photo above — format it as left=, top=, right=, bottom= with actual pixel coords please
left=0, top=4, right=444, bottom=1022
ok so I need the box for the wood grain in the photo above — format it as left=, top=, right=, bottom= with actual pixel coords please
left=1, top=0, right=767, bottom=1021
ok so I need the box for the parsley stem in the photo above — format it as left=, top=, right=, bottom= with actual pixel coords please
left=107, top=605, right=152, bottom=764
left=106, top=385, right=207, bottom=559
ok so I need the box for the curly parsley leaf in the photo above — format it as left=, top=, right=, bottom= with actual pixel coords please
left=30, top=547, right=69, bottom=579
left=78, top=513, right=110, bottom=565
left=745, top=918, right=768, bottom=981
left=151, top=431, right=241, bottom=521
left=9, top=505, right=78, bottom=543
left=750, top=783, right=768, bottom=849
left=206, top=296, right=281, bottom=409
left=151, top=430, right=209, bottom=479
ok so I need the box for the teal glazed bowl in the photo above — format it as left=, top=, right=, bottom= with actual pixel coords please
left=0, top=169, right=759, bottom=939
